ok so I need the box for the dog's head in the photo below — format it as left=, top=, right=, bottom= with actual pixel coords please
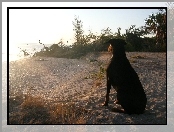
left=106, top=39, right=127, bottom=56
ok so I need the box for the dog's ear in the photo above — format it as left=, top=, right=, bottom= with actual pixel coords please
left=123, top=40, right=127, bottom=45
left=105, top=39, right=127, bottom=46
left=119, top=39, right=127, bottom=45
left=104, top=40, right=111, bottom=45
left=104, top=39, right=115, bottom=46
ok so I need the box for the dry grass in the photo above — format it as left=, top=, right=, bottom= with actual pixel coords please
left=9, top=59, right=106, bottom=125
left=9, top=91, right=87, bottom=124
left=131, top=55, right=146, bottom=59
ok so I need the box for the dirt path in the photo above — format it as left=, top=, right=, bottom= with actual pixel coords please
left=9, top=52, right=166, bottom=124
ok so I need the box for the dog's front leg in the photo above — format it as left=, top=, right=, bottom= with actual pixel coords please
left=103, top=78, right=111, bottom=106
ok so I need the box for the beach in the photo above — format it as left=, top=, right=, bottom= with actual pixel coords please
left=8, top=52, right=166, bottom=124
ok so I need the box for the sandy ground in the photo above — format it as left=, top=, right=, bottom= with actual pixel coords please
left=9, top=52, right=166, bottom=124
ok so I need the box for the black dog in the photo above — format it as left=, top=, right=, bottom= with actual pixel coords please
left=103, top=39, right=147, bottom=114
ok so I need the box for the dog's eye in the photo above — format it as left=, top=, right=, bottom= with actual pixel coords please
left=108, top=44, right=113, bottom=52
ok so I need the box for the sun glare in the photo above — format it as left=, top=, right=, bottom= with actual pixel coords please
left=9, top=9, right=74, bottom=49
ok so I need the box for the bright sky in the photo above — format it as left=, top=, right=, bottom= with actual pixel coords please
left=9, top=9, right=161, bottom=45
left=2, top=2, right=168, bottom=55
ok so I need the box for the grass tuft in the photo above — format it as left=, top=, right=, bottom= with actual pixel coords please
left=9, top=91, right=88, bottom=124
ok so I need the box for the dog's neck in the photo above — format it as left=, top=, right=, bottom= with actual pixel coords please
left=111, top=52, right=127, bottom=60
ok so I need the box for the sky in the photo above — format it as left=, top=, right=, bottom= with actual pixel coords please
left=9, top=9, right=160, bottom=46
left=3, top=2, right=167, bottom=55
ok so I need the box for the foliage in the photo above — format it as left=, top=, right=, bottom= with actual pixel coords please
left=144, top=9, right=167, bottom=48
left=125, top=25, right=143, bottom=51
left=72, top=16, right=84, bottom=46
left=28, top=10, right=167, bottom=59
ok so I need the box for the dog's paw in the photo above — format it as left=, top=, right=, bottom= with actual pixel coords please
left=102, top=102, right=108, bottom=106
left=111, top=108, right=125, bottom=113
left=114, top=100, right=120, bottom=104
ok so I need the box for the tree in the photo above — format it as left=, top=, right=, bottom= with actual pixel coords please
left=125, top=25, right=143, bottom=51
left=72, top=16, right=84, bottom=46
left=145, top=9, right=167, bottom=47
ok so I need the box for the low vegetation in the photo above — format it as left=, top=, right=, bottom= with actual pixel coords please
left=19, top=9, right=166, bottom=59
left=9, top=91, right=87, bottom=124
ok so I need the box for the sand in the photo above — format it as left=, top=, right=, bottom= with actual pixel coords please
left=9, top=52, right=166, bottom=124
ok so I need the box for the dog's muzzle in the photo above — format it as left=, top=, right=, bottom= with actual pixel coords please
left=108, top=44, right=113, bottom=52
